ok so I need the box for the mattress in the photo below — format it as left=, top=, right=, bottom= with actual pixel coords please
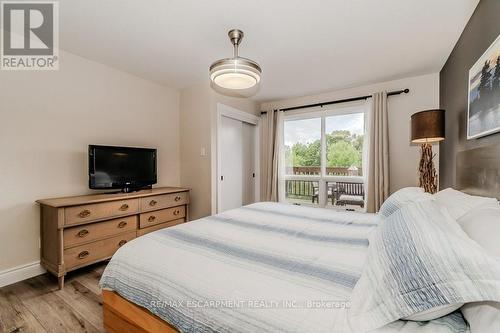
left=100, top=202, right=468, bottom=333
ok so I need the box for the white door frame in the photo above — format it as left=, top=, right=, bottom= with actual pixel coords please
left=213, top=103, right=260, bottom=214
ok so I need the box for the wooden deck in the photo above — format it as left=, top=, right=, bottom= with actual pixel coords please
left=0, top=262, right=107, bottom=333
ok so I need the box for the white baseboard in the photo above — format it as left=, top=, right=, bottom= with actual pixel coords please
left=0, top=261, right=46, bottom=288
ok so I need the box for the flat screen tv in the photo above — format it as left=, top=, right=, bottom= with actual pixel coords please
left=89, top=145, right=157, bottom=192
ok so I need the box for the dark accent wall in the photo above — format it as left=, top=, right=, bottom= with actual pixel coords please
left=439, top=0, right=500, bottom=188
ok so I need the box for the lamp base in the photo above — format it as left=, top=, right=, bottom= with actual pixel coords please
left=419, top=143, right=438, bottom=194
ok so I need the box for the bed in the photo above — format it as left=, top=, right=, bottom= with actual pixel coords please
left=100, top=145, right=500, bottom=333
left=100, top=202, right=469, bottom=333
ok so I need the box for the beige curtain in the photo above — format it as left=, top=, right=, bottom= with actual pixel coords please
left=365, top=92, right=390, bottom=213
left=261, top=110, right=283, bottom=201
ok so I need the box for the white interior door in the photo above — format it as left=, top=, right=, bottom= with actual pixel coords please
left=242, top=122, right=256, bottom=205
left=219, top=116, right=243, bottom=212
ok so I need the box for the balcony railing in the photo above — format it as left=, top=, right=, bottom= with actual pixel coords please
left=284, top=166, right=364, bottom=208
left=285, top=166, right=362, bottom=176
left=286, top=180, right=318, bottom=199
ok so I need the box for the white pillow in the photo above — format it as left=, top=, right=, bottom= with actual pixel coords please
left=405, top=304, right=463, bottom=321
left=349, top=200, right=500, bottom=332
left=457, top=205, right=500, bottom=333
left=434, top=188, right=498, bottom=220
left=378, top=187, right=431, bottom=218
left=462, top=302, right=500, bottom=333
left=457, top=205, right=500, bottom=256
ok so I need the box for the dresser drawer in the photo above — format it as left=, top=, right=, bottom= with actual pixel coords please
left=64, top=199, right=139, bottom=225
left=63, top=215, right=137, bottom=249
left=140, top=192, right=189, bottom=212
left=64, top=231, right=135, bottom=270
left=139, top=206, right=185, bottom=228
left=137, top=218, right=185, bottom=236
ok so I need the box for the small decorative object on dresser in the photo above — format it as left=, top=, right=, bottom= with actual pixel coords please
left=411, top=109, right=445, bottom=194
left=36, top=186, right=189, bottom=289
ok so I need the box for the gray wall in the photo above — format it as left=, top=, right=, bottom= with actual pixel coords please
left=439, top=0, right=500, bottom=188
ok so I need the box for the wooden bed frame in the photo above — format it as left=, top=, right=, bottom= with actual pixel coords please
left=103, top=290, right=179, bottom=333
left=102, top=145, right=500, bottom=332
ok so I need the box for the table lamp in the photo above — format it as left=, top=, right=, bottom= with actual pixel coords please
left=411, top=109, right=445, bottom=193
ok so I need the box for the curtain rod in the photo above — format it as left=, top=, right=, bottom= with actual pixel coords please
left=260, top=88, right=409, bottom=115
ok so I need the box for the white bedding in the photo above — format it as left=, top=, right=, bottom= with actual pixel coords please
left=100, top=202, right=468, bottom=333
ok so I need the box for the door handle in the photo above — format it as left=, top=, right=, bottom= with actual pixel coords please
left=221, top=176, right=224, bottom=181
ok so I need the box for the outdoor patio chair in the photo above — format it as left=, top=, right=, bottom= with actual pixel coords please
left=334, top=182, right=365, bottom=208
left=312, top=185, right=335, bottom=205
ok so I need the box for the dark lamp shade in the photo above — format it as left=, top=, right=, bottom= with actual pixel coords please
left=411, top=109, right=445, bottom=143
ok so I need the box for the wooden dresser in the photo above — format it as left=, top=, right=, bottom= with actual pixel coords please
left=36, top=187, right=189, bottom=289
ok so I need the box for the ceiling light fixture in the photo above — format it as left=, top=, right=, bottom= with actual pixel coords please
left=209, top=29, right=261, bottom=96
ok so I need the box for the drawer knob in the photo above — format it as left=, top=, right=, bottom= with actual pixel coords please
left=78, top=251, right=89, bottom=259
left=173, top=210, right=180, bottom=216
left=148, top=215, right=156, bottom=222
left=174, top=196, right=182, bottom=202
left=119, top=204, right=129, bottom=211
left=77, top=229, right=89, bottom=238
left=149, top=200, right=157, bottom=206
left=118, top=240, right=127, bottom=247
left=118, top=221, right=127, bottom=228
left=78, top=209, right=91, bottom=218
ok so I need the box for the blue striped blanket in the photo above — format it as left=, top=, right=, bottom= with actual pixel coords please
left=100, top=202, right=468, bottom=333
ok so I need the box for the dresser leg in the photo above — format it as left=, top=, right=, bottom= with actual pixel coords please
left=58, top=275, right=65, bottom=289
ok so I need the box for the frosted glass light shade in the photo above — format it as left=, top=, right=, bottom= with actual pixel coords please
left=209, top=57, right=261, bottom=90
left=214, top=73, right=256, bottom=90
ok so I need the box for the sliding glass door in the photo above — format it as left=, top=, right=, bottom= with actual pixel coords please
left=283, top=117, right=321, bottom=205
left=281, top=102, right=368, bottom=210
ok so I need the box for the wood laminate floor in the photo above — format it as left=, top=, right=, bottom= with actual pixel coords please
left=0, top=263, right=107, bottom=333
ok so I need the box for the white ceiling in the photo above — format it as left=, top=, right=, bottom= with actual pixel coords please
left=59, top=0, right=478, bottom=102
